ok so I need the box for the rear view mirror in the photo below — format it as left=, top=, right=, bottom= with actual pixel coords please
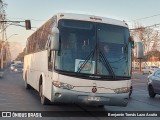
left=50, top=27, right=59, bottom=51
left=135, top=42, right=143, bottom=59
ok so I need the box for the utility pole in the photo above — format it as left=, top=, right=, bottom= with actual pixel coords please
left=0, top=0, right=6, bottom=69
left=0, top=1, right=31, bottom=74
left=1, top=20, right=4, bottom=69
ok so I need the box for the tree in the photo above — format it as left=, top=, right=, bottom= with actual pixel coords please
left=144, top=50, right=160, bottom=61
left=131, top=23, right=160, bottom=56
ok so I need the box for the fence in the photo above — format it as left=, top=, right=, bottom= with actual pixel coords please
left=132, top=61, right=160, bottom=69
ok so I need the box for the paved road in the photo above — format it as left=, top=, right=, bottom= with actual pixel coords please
left=0, top=69, right=160, bottom=120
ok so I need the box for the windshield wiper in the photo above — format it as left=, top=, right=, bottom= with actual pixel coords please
left=77, top=45, right=116, bottom=79
left=99, top=49, right=116, bottom=79
left=77, top=46, right=96, bottom=73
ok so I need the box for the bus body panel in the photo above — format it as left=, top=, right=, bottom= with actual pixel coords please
left=56, top=13, right=128, bottom=28
left=51, top=85, right=129, bottom=107
left=50, top=74, right=130, bottom=106
left=57, top=74, right=130, bottom=93
left=23, top=50, right=58, bottom=100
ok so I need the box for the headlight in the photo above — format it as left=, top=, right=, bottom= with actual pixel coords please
left=14, top=69, right=18, bottom=71
left=114, top=87, right=130, bottom=94
left=53, top=81, right=74, bottom=90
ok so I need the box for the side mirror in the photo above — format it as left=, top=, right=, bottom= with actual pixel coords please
left=50, top=27, right=59, bottom=51
left=135, top=42, right=143, bottom=59
left=129, top=36, right=134, bottom=48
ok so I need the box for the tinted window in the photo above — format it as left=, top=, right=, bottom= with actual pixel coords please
left=155, top=70, right=160, bottom=76
left=55, top=19, right=131, bottom=78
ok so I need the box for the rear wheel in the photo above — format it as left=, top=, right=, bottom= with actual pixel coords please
left=24, top=80, right=31, bottom=89
left=148, top=85, right=156, bottom=98
left=24, top=72, right=31, bottom=89
left=39, top=84, right=50, bottom=105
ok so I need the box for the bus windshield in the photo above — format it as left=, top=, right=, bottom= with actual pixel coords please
left=55, top=19, right=131, bottom=79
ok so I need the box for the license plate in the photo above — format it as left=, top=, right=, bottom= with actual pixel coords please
left=88, top=96, right=100, bottom=101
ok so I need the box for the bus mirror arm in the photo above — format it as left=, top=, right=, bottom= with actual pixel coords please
left=135, top=42, right=143, bottom=59
left=129, top=36, right=134, bottom=48
left=51, top=27, right=60, bottom=51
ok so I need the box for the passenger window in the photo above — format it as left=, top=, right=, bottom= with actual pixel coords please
left=48, top=51, right=54, bottom=71
left=155, top=70, right=160, bottom=77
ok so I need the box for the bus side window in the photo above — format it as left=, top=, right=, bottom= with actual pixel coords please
left=48, top=51, right=54, bottom=71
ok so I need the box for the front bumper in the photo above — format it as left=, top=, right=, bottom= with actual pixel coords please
left=51, top=87, right=129, bottom=107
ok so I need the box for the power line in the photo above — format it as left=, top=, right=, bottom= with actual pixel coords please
left=7, top=17, right=46, bottom=22
left=8, top=23, right=37, bottom=31
left=127, top=13, right=160, bottom=22
left=130, top=23, right=160, bottom=30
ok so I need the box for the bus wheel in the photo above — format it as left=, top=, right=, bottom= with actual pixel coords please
left=25, top=73, right=31, bottom=89
left=39, top=84, right=50, bottom=105
left=24, top=80, right=31, bottom=89
left=129, top=86, right=132, bottom=98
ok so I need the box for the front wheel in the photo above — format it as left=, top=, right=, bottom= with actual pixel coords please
left=39, top=84, right=50, bottom=105
left=24, top=72, right=31, bottom=89
left=24, top=80, right=31, bottom=89
left=129, top=86, right=132, bottom=98
left=148, top=85, right=156, bottom=98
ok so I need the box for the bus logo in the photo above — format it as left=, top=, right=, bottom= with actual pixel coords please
left=92, top=87, right=97, bottom=93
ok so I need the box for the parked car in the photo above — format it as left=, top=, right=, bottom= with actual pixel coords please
left=10, top=64, right=16, bottom=71
left=142, top=66, right=159, bottom=74
left=147, top=69, right=160, bottom=98
left=13, top=63, right=23, bottom=72
left=0, top=69, right=4, bottom=78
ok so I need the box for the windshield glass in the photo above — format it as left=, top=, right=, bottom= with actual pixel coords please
left=55, top=19, right=131, bottom=78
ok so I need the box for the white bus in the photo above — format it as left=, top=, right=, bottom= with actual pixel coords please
left=23, top=13, right=139, bottom=107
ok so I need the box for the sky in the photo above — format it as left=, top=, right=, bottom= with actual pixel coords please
left=3, top=0, right=160, bottom=46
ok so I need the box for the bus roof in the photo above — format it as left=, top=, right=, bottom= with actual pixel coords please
left=56, top=13, right=128, bottom=28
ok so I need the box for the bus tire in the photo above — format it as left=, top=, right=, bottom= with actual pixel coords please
left=39, top=84, right=50, bottom=105
left=129, top=86, right=132, bottom=98
left=25, top=72, right=31, bottom=89
left=25, top=80, right=31, bottom=89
